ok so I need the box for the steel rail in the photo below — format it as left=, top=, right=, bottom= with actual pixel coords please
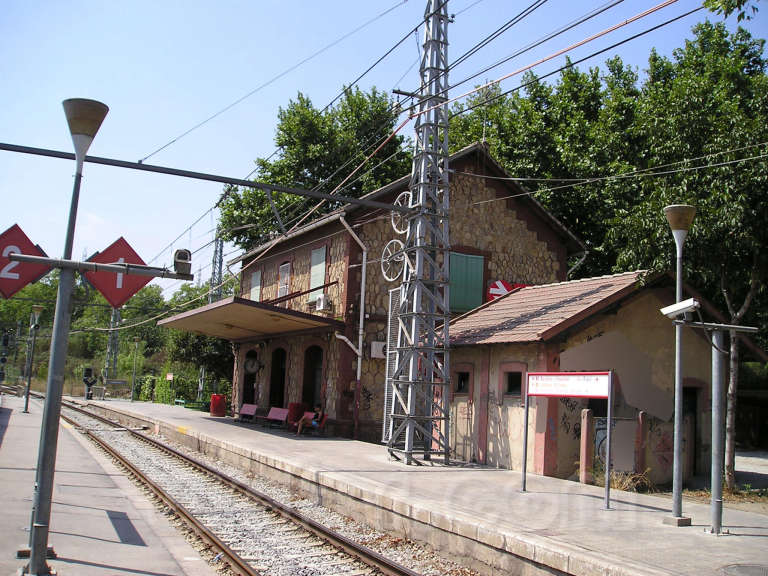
left=58, top=409, right=260, bottom=576
left=60, top=399, right=423, bottom=576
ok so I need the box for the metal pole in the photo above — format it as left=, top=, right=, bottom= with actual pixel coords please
left=27, top=167, right=82, bottom=574
left=521, top=380, right=529, bottom=492
left=605, top=372, right=613, bottom=509
left=672, top=248, right=684, bottom=518
left=710, top=330, right=725, bottom=534
left=22, top=319, right=38, bottom=414
left=130, top=339, right=139, bottom=402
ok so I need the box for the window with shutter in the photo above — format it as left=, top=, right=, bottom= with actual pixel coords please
left=278, top=262, right=291, bottom=298
left=309, top=246, right=326, bottom=301
left=249, top=269, right=261, bottom=301
left=449, top=252, right=484, bottom=313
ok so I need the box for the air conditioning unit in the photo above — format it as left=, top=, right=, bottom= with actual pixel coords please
left=371, top=341, right=387, bottom=359
left=315, top=293, right=328, bottom=310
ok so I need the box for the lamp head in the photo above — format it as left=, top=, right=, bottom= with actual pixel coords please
left=31, top=304, right=44, bottom=325
left=663, top=204, right=696, bottom=233
left=62, top=98, right=109, bottom=167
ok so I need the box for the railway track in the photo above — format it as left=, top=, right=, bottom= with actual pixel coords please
left=58, top=400, right=423, bottom=576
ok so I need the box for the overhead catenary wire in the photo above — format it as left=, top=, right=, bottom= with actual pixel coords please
left=469, top=148, right=768, bottom=206
left=272, top=0, right=684, bottom=244
left=447, top=0, right=626, bottom=97
left=73, top=0, right=705, bottom=331
left=138, top=0, right=409, bottom=164
left=452, top=4, right=704, bottom=118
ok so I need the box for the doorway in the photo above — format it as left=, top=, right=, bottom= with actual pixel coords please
left=270, top=348, right=287, bottom=408
left=302, top=346, right=323, bottom=406
left=243, top=350, right=258, bottom=405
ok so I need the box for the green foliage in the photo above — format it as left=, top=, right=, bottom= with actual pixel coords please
left=449, top=22, right=767, bottom=347
left=153, top=378, right=174, bottom=404
left=219, top=87, right=412, bottom=250
left=165, top=282, right=235, bottom=381
left=704, top=0, right=762, bottom=21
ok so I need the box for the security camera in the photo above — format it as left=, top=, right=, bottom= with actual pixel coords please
left=173, top=249, right=192, bottom=275
left=660, top=297, right=700, bottom=319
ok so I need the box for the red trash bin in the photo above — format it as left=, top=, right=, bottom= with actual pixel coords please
left=210, top=393, right=226, bottom=417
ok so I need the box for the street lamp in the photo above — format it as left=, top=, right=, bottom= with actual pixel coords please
left=131, top=336, right=140, bottom=402
left=22, top=305, right=44, bottom=413
left=663, top=203, right=696, bottom=527
left=26, top=99, right=108, bottom=576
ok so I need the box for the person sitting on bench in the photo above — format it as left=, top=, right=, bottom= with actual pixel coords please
left=296, top=404, right=324, bottom=435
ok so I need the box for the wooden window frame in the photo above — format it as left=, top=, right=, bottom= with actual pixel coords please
left=308, top=244, right=327, bottom=302
left=451, top=362, right=474, bottom=403
left=498, top=361, right=526, bottom=405
left=249, top=268, right=262, bottom=302
left=278, top=261, right=291, bottom=298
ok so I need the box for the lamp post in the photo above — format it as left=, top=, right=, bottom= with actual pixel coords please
left=663, top=204, right=696, bottom=527
left=26, top=99, right=108, bottom=575
left=131, top=336, right=140, bottom=402
left=22, top=305, right=44, bottom=413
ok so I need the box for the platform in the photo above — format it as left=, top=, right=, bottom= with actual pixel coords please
left=0, top=393, right=217, bottom=576
left=76, top=398, right=768, bottom=576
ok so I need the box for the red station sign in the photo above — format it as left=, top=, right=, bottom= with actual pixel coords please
left=84, top=237, right=151, bottom=308
left=0, top=224, right=49, bottom=299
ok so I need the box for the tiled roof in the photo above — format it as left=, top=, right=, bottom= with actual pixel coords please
left=450, top=271, right=647, bottom=346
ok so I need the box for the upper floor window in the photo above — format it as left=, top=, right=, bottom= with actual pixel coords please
left=278, top=261, right=291, bottom=298
left=249, top=269, right=261, bottom=302
left=450, top=252, right=484, bottom=313
left=309, top=246, right=326, bottom=302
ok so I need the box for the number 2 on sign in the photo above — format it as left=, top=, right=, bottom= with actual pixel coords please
left=0, top=245, right=21, bottom=280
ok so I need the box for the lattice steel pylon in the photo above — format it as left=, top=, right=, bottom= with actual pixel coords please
left=209, top=234, right=224, bottom=304
left=387, top=0, right=450, bottom=464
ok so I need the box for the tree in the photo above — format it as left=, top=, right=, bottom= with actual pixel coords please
left=449, top=21, right=766, bottom=489
left=610, top=22, right=767, bottom=490
left=165, top=280, right=236, bottom=382
left=219, top=87, right=411, bottom=250
left=704, top=0, right=762, bottom=21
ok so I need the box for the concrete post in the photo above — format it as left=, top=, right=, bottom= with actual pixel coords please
left=579, top=408, right=594, bottom=484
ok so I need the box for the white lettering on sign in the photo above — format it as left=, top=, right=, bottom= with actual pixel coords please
left=0, top=245, right=21, bottom=280
left=527, top=372, right=610, bottom=398
left=116, top=257, right=125, bottom=289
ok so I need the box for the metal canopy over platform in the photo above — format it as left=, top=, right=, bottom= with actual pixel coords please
left=158, top=296, right=343, bottom=341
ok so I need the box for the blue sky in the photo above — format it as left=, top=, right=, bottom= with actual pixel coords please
left=1, top=1, right=765, bottom=301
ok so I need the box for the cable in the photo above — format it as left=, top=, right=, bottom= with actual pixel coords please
left=447, top=0, right=625, bottom=96
left=470, top=149, right=768, bottom=206
left=452, top=5, right=703, bottom=118
left=139, top=1, right=409, bottom=164
left=448, top=0, right=550, bottom=74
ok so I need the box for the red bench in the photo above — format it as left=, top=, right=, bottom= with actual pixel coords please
left=293, top=411, right=328, bottom=435
left=237, top=403, right=258, bottom=422
left=254, top=406, right=289, bottom=428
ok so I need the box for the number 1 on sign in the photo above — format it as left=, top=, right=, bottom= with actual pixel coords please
left=116, top=257, right=124, bottom=289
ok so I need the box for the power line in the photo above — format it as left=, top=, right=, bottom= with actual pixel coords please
left=447, top=0, right=625, bottom=96
left=138, top=1, right=409, bottom=164
left=452, top=5, right=704, bottom=117
left=470, top=148, right=768, bottom=206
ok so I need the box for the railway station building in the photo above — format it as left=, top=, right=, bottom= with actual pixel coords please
left=160, top=142, right=764, bottom=484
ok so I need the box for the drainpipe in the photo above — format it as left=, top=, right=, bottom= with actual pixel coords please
left=567, top=250, right=588, bottom=279
left=338, top=217, right=366, bottom=439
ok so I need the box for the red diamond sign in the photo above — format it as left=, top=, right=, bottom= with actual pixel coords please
left=84, top=237, right=151, bottom=308
left=0, top=224, right=49, bottom=299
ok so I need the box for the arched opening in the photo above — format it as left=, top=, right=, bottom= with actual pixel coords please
left=302, top=345, right=323, bottom=407
left=242, top=350, right=260, bottom=405
left=269, top=348, right=287, bottom=408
